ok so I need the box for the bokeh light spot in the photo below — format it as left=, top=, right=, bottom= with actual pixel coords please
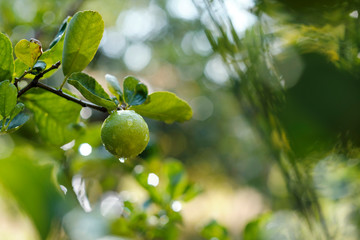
left=100, top=28, right=126, bottom=59
left=167, top=0, right=199, bottom=20
left=100, top=193, right=124, bottom=219
left=80, top=107, right=92, bottom=120
left=124, top=43, right=152, bottom=72
left=79, top=143, right=92, bottom=156
left=204, top=55, right=229, bottom=84
left=190, top=96, right=214, bottom=121
left=171, top=201, right=182, bottom=212
left=147, top=173, right=159, bottom=187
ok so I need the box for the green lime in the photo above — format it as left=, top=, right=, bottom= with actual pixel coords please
left=101, top=110, right=149, bottom=158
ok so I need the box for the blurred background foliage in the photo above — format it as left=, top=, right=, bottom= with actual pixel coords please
left=1, top=0, right=360, bottom=239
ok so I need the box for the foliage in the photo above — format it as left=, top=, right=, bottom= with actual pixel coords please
left=200, top=0, right=360, bottom=239
left=2, top=0, right=360, bottom=239
left=0, top=8, right=196, bottom=240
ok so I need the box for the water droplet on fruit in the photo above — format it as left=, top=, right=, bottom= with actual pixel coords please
left=144, top=134, right=148, bottom=141
left=127, top=119, right=133, bottom=126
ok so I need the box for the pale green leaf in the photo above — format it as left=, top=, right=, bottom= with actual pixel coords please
left=105, top=74, right=123, bottom=102
left=130, top=92, right=192, bottom=123
left=0, top=148, right=67, bottom=239
left=0, top=32, right=14, bottom=81
left=14, top=39, right=42, bottom=68
left=68, top=72, right=117, bottom=111
left=0, top=80, right=17, bottom=118
left=62, top=11, right=104, bottom=76
left=14, top=58, right=29, bottom=79
left=22, top=88, right=83, bottom=146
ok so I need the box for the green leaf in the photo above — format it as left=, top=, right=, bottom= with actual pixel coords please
left=38, top=17, right=72, bottom=79
left=0, top=32, right=14, bottom=81
left=7, top=112, right=29, bottom=131
left=0, top=112, right=30, bottom=134
left=133, top=169, right=162, bottom=205
left=14, top=39, right=42, bottom=68
left=30, top=60, right=47, bottom=75
left=14, top=17, right=68, bottom=80
left=182, top=183, right=202, bottom=202
left=62, top=11, right=104, bottom=76
left=130, top=92, right=192, bottom=123
left=8, top=102, right=24, bottom=123
left=123, top=76, right=148, bottom=106
left=201, top=220, right=231, bottom=240
left=68, top=72, right=117, bottom=111
left=164, top=161, right=188, bottom=199
left=49, top=17, right=70, bottom=48
left=14, top=58, right=29, bottom=79
left=22, top=88, right=83, bottom=146
left=243, top=213, right=271, bottom=240
left=105, top=74, right=123, bottom=102
left=0, top=80, right=17, bottom=118
left=0, top=148, right=68, bottom=239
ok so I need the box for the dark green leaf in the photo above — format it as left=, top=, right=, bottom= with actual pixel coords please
left=130, top=92, right=192, bottom=123
left=0, top=148, right=67, bottom=239
left=1, top=112, right=30, bottom=134
left=105, top=74, right=123, bottom=102
left=49, top=17, right=70, bottom=48
left=123, top=76, right=148, bottom=106
left=8, top=102, right=25, bottom=123
left=0, top=80, right=17, bottom=118
left=14, top=39, right=42, bottom=68
left=30, top=61, right=47, bottom=75
left=68, top=72, right=117, bottom=111
left=38, top=17, right=72, bottom=79
left=62, top=11, right=104, bottom=76
left=22, top=88, right=82, bottom=146
left=0, top=32, right=14, bottom=81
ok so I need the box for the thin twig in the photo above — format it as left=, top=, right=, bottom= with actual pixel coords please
left=36, top=82, right=108, bottom=112
left=14, top=70, right=29, bottom=88
left=59, top=75, right=69, bottom=90
left=17, top=61, right=110, bottom=113
left=17, top=61, right=61, bottom=97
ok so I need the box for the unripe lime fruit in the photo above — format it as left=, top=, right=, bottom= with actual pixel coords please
left=101, top=110, right=149, bottom=158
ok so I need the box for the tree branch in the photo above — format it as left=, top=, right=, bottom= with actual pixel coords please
left=36, top=82, right=108, bottom=112
left=17, top=61, right=61, bottom=97
left=17, top=61, right=110, bottom=113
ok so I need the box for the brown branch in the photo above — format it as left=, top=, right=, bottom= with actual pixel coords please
left=17, top=61, right=61, bottom=97
left=17, top=61, right=110, bottom=113
left=36, top=82, right=108, bottom=112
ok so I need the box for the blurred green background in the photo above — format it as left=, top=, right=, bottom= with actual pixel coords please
left=1, top=0, right=360, bottom=239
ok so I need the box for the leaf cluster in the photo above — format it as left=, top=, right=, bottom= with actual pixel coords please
left=0, top=10, right=192, bottom=147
